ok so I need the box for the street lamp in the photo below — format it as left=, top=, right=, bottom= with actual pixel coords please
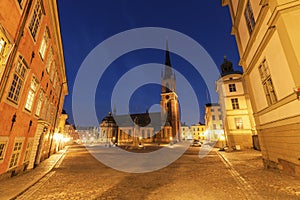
left=48, top=81, right=67, bottom=158
left=169, top=136, right=173, bottom=145
left=112, top=136, right=116, bottom=145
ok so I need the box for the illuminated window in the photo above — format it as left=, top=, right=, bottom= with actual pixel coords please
left=9, top=141, right=23, bottom=168
left=45, top=47, right=53, bottom=73
left=231, top=98, right=239, bottom=109
left=23, top=140, right=33, bottom=163
left=35, top=91, right=44, bottom=116
left=0, top=38, right=6, bottom=56
left=244, top=0, right=255, bottom=34
left=28, top=0, right=44, bottom=40
left=39, top=27, right=50, bottom=60
left=259, top=59, right=277, bottom=105
left=0, top=141, right=7, bottom=161
left=229, top=84, right=236, bottom=92
left=235, top=118, right=243, bottom=129
left=25, top=77, right=38, bottom=111
left=41, top=97, right=48, bottom=119
left=50, top=60, right=55, bottom=82
left=8, top=56, right=27, bottom=103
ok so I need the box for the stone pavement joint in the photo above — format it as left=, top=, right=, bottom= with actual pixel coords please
left=216, top=149, right=261, bottom=200
left=0, top=147, right=68, bottom=200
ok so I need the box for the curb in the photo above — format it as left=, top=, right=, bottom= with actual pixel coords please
left=10, top=147, right=69, bottom=200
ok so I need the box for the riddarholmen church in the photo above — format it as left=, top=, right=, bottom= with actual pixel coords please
left=99, top=43, right=180, bottom=145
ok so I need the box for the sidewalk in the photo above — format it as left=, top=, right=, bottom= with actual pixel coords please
left=0, top=148, right=67, bottom=200
left=216, top=148, right=300, bottom=198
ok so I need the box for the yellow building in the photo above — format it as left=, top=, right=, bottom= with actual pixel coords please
left=216, top=57, right=257, bottom=150
left=204, top=103, right=224, bottom=146
left=223, top=0, right=300, bottom=175
left=190, top=123, right=206, bottom=140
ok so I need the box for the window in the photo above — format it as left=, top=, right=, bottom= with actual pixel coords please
left=259, top=59, right=277, bottom=105
left=17, top=0, right=26, bottom=9
left=0, top=142, right=7, bottom=161
left=35, top=90, right=44, bottom=116
left=41, top=97, right=48, bottom=119
left=212, top=115, right=215, bottom=120
left=50, top=60, right=55, bottom=82
left=213, top=124, right=217, bottom=129
left=39, top=27, right=50, bottom=60
left=25, top=77, right=38, bottom=111
left=244, top=0, right=255, bottom=34
left=8, top=56, right=27, bottom=103
left=9, top=141, right=23, bottom=169
left=0, top=38, right=6, bottom=56
left=28, top=0, right=44, bottom=39
left=147, top=130, right=150, bottom=139
left=218, top=108, right=221, bottom=112
left=142, top=130, right=145, bottom=138
left=235, top=118, right=243, bottom=129
left=229, top=84, right=236, bottom=92
left=23, top=140, right=33, bottom=163
left=231, top=98, right=240, bottom=109
left=219, top=115, right=222, bottom=120
left=45, top=47, right=53, bottom=73
left=211, top=108, right=214, bottom=112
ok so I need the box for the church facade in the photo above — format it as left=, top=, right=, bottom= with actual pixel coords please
left=100, top=44, right=181, bottom=145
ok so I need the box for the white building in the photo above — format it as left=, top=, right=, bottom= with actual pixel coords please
left=204, top=103, right=224, bottom=146
left=223, top=0, right=300, bottom=175
left=216, top=57, right=257, bottom=150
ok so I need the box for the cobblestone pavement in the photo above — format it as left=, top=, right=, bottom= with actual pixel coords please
left=217, top=149, right=300, bottom=199
left=1, top=144, right=300, bottom=200
left=0, top=148, right=67, bottom=200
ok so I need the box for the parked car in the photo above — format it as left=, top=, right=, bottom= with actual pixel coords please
left=191, top=140, right=201, bottom=147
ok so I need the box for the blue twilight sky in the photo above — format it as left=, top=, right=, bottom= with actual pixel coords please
left=57, top=0, right=240, bottom=126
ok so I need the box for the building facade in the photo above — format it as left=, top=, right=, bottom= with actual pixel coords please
left=223, top=0, right=300, bottom=175
left=190, top=123, right=206, bottom=140
left=160, top=42, right=181, bottom=142
left=216, top=57, right=256, bottom=149
left=0, top=0, right=67, bottom=178
left=100, top=43, right=181, bottom=145
left=205, top=103, right=224, bottom=146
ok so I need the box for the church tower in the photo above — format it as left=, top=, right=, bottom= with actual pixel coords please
left=160, top=42, right=180, bottom=142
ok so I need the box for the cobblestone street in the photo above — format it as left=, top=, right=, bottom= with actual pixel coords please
left=4, top=144, right=300, bottom=200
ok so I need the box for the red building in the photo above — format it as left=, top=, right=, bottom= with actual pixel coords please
left=0, top=0, right=68, bottom=179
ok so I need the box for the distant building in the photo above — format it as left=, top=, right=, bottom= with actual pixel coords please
left=0, top=0, right=68, bottom=178
left=190, top=123, right=206, bottom=140
left=65, top=123, right=78, bottom=143
left=180, top=123, right=192, bottom=140
left=216, top=57, right=256, bottom=150
left=223, top=0, right=300, bottom=175
left=205, top=103, right=224, bottom=147
left=76, top=126, right=99, bottom=144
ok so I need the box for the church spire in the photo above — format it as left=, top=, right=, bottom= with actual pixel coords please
left=164, top=40, right=172, bottom=79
